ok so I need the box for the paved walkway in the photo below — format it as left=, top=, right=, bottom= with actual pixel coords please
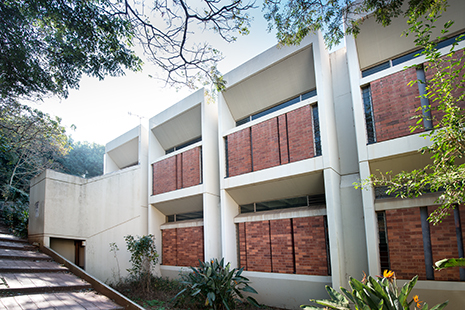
left=0, top=221, right=124, bottom=310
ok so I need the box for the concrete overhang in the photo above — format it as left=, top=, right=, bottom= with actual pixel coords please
left=105, top=126, right=140, bottom=169
left=149, top=89, right=203, bottom=150
left=225, top=168, right=324, bottom=206
left=150, top=185, right=203, bottom=215
left=222, top=35, right=317, bottom=121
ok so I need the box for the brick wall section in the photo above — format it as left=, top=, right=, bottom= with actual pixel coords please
left=287, top=105, right=314, bottom=162
left=152, top=147, right=201, bottom=195
left=385, top=208, right=426, bottom=280
left=182, top=147, right=201, bottom=188
left=227, top=105, right=315, bottom=177
left=278, top=115, right=289, bottom=164
left=293, top=217, right=328, bottom=275
left=152, top=156, right=177, bottom=195
left=227, top=128, right=252, bottom=177
left=162, top=226, right=204, bottom=267
left=428, top=206, right=460, bottom=281
left=162, top=229, right=177, bottom=266
left=238, top=217, right=328, bottom=275
left=177, top=226, right=204, bottom=267
left=238, top=223, right=247, bottom=270
left=270, top=219, right=294, bottom=273
left=251, top=118, right=280, bottom=172
left=244, top=221, right=272, bottom=272
left=371, top=67, right=422, bottom=142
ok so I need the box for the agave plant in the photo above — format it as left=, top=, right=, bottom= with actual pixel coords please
left=175, top=258, right=259, bottom=310
left=301, top=271, right=448, bottom=310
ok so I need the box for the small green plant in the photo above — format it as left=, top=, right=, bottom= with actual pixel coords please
left=124, top=234, right=159, bottom=296
left=175, top=258, right=259, bottom=310
left=301, top=270, right=448, bottom=310
left=109, top=242, right=121, bottom=284
left=1, top=201, right=29, bottom=238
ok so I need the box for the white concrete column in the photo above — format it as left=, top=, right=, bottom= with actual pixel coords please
left=359, top=161, right=380, bottom=276
left=203, top=193, right=221, bottom=260
left=323, top=168, right=345, bottom=289
left=220, top=190, right=239, bottom=267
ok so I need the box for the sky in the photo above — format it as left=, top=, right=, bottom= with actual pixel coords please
left=26, top=7, right=279, bottom=146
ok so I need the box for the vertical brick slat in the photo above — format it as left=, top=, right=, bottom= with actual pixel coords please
left=226, top=128, right=252, bottom=177
left=162, top=229, right=177, bottom=266
left=287, top=105, right=314, bottom=162
left=182, top=147, right=201, bottom=188
left=245, top=221, right=272, bottom=272
left=176, top=154, right=182, bottom=189
left=293, top=217, right=328, bottom=275
left=278, top=114, right=289, bottom=164
left=385, top=208, right=426, bottom=280
left=238, top=223, right=247, bottom=270
left=370, top=68, right=421, bottom=142
left=251, top=118, right=280, bottom=172
left=176, top=226, right=204, bottom=267
left=152, top=156, right=177, bottom=195
left=270, top=219, right=294, bottom=274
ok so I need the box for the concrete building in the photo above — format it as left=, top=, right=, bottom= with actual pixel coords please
left=29, top=1, right=465, bottom=308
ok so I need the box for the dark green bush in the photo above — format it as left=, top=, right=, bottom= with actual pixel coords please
left=1, top=200, right=29, bottom=238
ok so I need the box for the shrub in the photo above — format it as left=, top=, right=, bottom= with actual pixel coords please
left=301, top=270, right=448, bottom=310
left=1, top=200, right=29, bottom=238
left=175, top=258, right=259, bottom=310
left=124, top=234, right=159, bottom=296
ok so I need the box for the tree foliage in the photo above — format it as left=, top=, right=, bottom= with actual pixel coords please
left=263, top=0, right=449, bottom=48
left=0, top=0, right=253, bottom=101
left=57, top=140, right=105, bottom=178
left=355, top=3, right=465, bottom=225
left=0, top=0, right=142, bottom=101
left=0, top=100, right=70, bottom=201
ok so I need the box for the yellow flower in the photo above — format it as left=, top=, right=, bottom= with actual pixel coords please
left=413, top=295, right=423, bottom=308
left=383, top=269, right=395, bottom=279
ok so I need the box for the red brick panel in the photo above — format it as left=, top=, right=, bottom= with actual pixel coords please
left=181, top=147, right=201, bottom=188
left=227, top=128, right=252, bottom=177
left=238, top=223, right=247, bottom=270
left=278, top=114, right=289, bottom=164
left=371, top=67, right=422, bottom=142
left=428, top=206, right=461, bottom=281
left=385, top=208, right=426, bottom=280
left=176, top=226, right=204, bottom=267
left=287, top=105, right=314, bottom=162
left=251, top=118, right=280, bottom=172
left=461, top=205, right=465, bottom=259
left=293, top=217, right=328, bottom=275
left=152, top=156, right=177, bottom=195
left=270, top=219, right=294, bottom=273
left=245, top=221, right=272, bottom=272
left=162, top=229, right=177, bottom=266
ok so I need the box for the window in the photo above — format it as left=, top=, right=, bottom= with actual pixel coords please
left=362, top=86, right=376, bottom=144
left=236, top=89, right=317, bottom=126
left=240, top=194, right=325, bottom=214
left=165, top=137, right=201, bottom=154
left=167, top=210, right=203, bottom=222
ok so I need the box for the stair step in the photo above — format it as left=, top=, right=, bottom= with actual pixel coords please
left=0, top=260, right=68, bottom=273
left=0, top=272, right=92, bottom=295
left=0, top=240, right=36, bottom=251
left=0, top=291, right=124, bottom=309
left=0, top=233, right=28, bottom=244
left=0, top=248, right=52, bottom=261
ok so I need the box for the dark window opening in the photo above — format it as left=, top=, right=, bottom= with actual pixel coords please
left=240, top=194, right=325, bottom=214
left=377, top=211, right=390, bottom=272
left=167, top=211, right=203, bottom=222
left=312, top=104, right=321, bottom=156
left=362, top=86, right=376, bottom=144
left=165, top=137, right=201, bottom=155
left=236, top=89, right=317, bottom=126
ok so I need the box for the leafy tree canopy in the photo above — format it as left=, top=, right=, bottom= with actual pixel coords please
left=0, top=0, right=253, bottom=101
left=56, top=140, right=105, bottom=179
left=263, top=0, right=448, bottom=48
left=0, top=100, right=70, bottom=201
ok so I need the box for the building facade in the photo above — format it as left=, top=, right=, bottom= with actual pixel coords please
left=29, top=1, right=465, bottom=308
